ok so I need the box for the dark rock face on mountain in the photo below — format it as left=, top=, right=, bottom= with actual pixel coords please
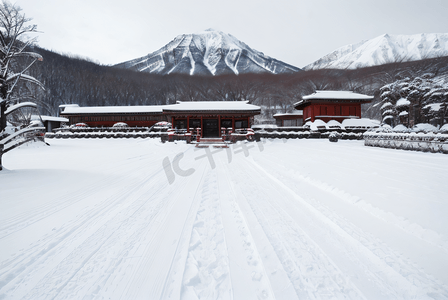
left=114, top=29, right=301, bottom=76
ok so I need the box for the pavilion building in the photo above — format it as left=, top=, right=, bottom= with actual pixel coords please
left=163, top=101, right=261, bottom=138
left=294, top=91, right=374, bottom=123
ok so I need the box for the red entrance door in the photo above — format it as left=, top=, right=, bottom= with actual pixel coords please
left=203, top=119, right=219, bottom=137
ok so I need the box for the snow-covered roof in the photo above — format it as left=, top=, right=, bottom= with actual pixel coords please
left=31, top=115, right=68, bottom=122
left=294, top=91, right=374, bottom=108
left=60, top=102, right=261, bottom=116
left=41, top=116, right=69, bottom=122
left=59, top=104, right=79, bottom=108
left=62, top=105, right=167, bottom=114
left=302, top=91, right=374, bottom=101
left=273, top=111, right=303, bottom=117
left=163, top=101, right=261, bottom=112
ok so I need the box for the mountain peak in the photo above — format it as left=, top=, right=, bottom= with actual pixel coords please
left=114, top=30, right=301, bottom=76
left=304, top=33, right=448, bottom=70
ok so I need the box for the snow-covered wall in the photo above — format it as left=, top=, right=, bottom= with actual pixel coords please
left=364, top=131, right=448, bottom=154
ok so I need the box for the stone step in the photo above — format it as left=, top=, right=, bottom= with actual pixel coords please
left=198, top=138, right=224, bottom=143
left=195, top=143, right=229, bottom=148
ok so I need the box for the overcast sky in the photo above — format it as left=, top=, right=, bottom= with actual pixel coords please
left=16, top=0, right=448, bottom=69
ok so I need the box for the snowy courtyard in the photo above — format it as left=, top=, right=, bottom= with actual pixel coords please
left=1, top=138, right=448, bottom=299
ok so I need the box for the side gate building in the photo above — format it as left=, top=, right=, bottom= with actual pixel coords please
left=294, top=91, right=373, bottom=123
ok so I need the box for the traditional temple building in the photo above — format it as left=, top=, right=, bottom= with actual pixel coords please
left=163, top=101, right=260, bottom=138
left=273, top=111, right=303, bottom=127
left=60, top=105, right=168, bottom=127
left=294, top=91, right=373, bottom=123
left=60, top=101, right=261, bottom=138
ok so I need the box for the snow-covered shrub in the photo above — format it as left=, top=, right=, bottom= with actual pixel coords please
left=312, top=119, right=327, bottom=130
left=342, top=118, right=380, bottom=130
left=393, top=124, right=411, bottom=133
left=329, top=132, right=339, bottom=142
left=439, top=124, right=448, bottom=133
left=327, top=120, right=343, bottom=130
left=412, top=123, right=438, bottom=133
left=320, top=132, right=330, bottom=138
left=112, top=122, right=128, bottom=128
left=370, top=124, right=393, bottom=133
left=364, top=125, right=448, bottom=154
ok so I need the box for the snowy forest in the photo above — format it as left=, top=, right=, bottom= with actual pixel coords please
left=378, top=73, right=448, bottom=127
left=26, top=47, right=448, bottom=126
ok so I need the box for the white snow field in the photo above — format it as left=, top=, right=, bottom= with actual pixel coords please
left=1, top=138, right=448, bottom=300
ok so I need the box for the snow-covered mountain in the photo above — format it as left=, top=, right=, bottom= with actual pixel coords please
left=304, top=33, right=448, bottom=70
left=114, top=29, right=301, bottom=76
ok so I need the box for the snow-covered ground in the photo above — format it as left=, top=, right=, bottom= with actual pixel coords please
left=1, top=138, right=448, bottom=299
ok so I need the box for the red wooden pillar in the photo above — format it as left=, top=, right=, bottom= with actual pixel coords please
left=232, top=116, right=235, bottom=133
left=200, top=116, right=203, bottom=138
left=171, top=116, right=175, bottom=128
left=187, top=116, right=190, bottom=133
left=218, top=115, right=221, bottom=137
left=311, top=105, right=315, bottom=122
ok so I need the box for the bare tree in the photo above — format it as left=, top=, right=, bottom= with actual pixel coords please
left=0, top=0, right=45, bottom=170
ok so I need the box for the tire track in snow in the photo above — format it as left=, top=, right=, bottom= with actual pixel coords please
left=217, top=157, right=279, bottom=300
left=262, top=151, right=448, bottom=294
left=289, top=168, right=448, bottom=253
left=227, top=157, right=365, bottom=299
left=0, top=180, right=139, bottom=297
left=239, top=156, right=448, bottom=299
left=0, top=155, right=172, bottom=299
left=120, top=159, right=208, bottom=300
left=18, top=166, right=173, bottom=300
left=178, top=169, right=232, bottom=300
left=162, top=151, right=280, bottom=300
left=257, top=140, right=448, bottom=253
left=0, top=153, right=160, bottom=239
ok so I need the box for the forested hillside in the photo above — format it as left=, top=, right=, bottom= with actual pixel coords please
left=27, top=47, right=448, bottom=122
